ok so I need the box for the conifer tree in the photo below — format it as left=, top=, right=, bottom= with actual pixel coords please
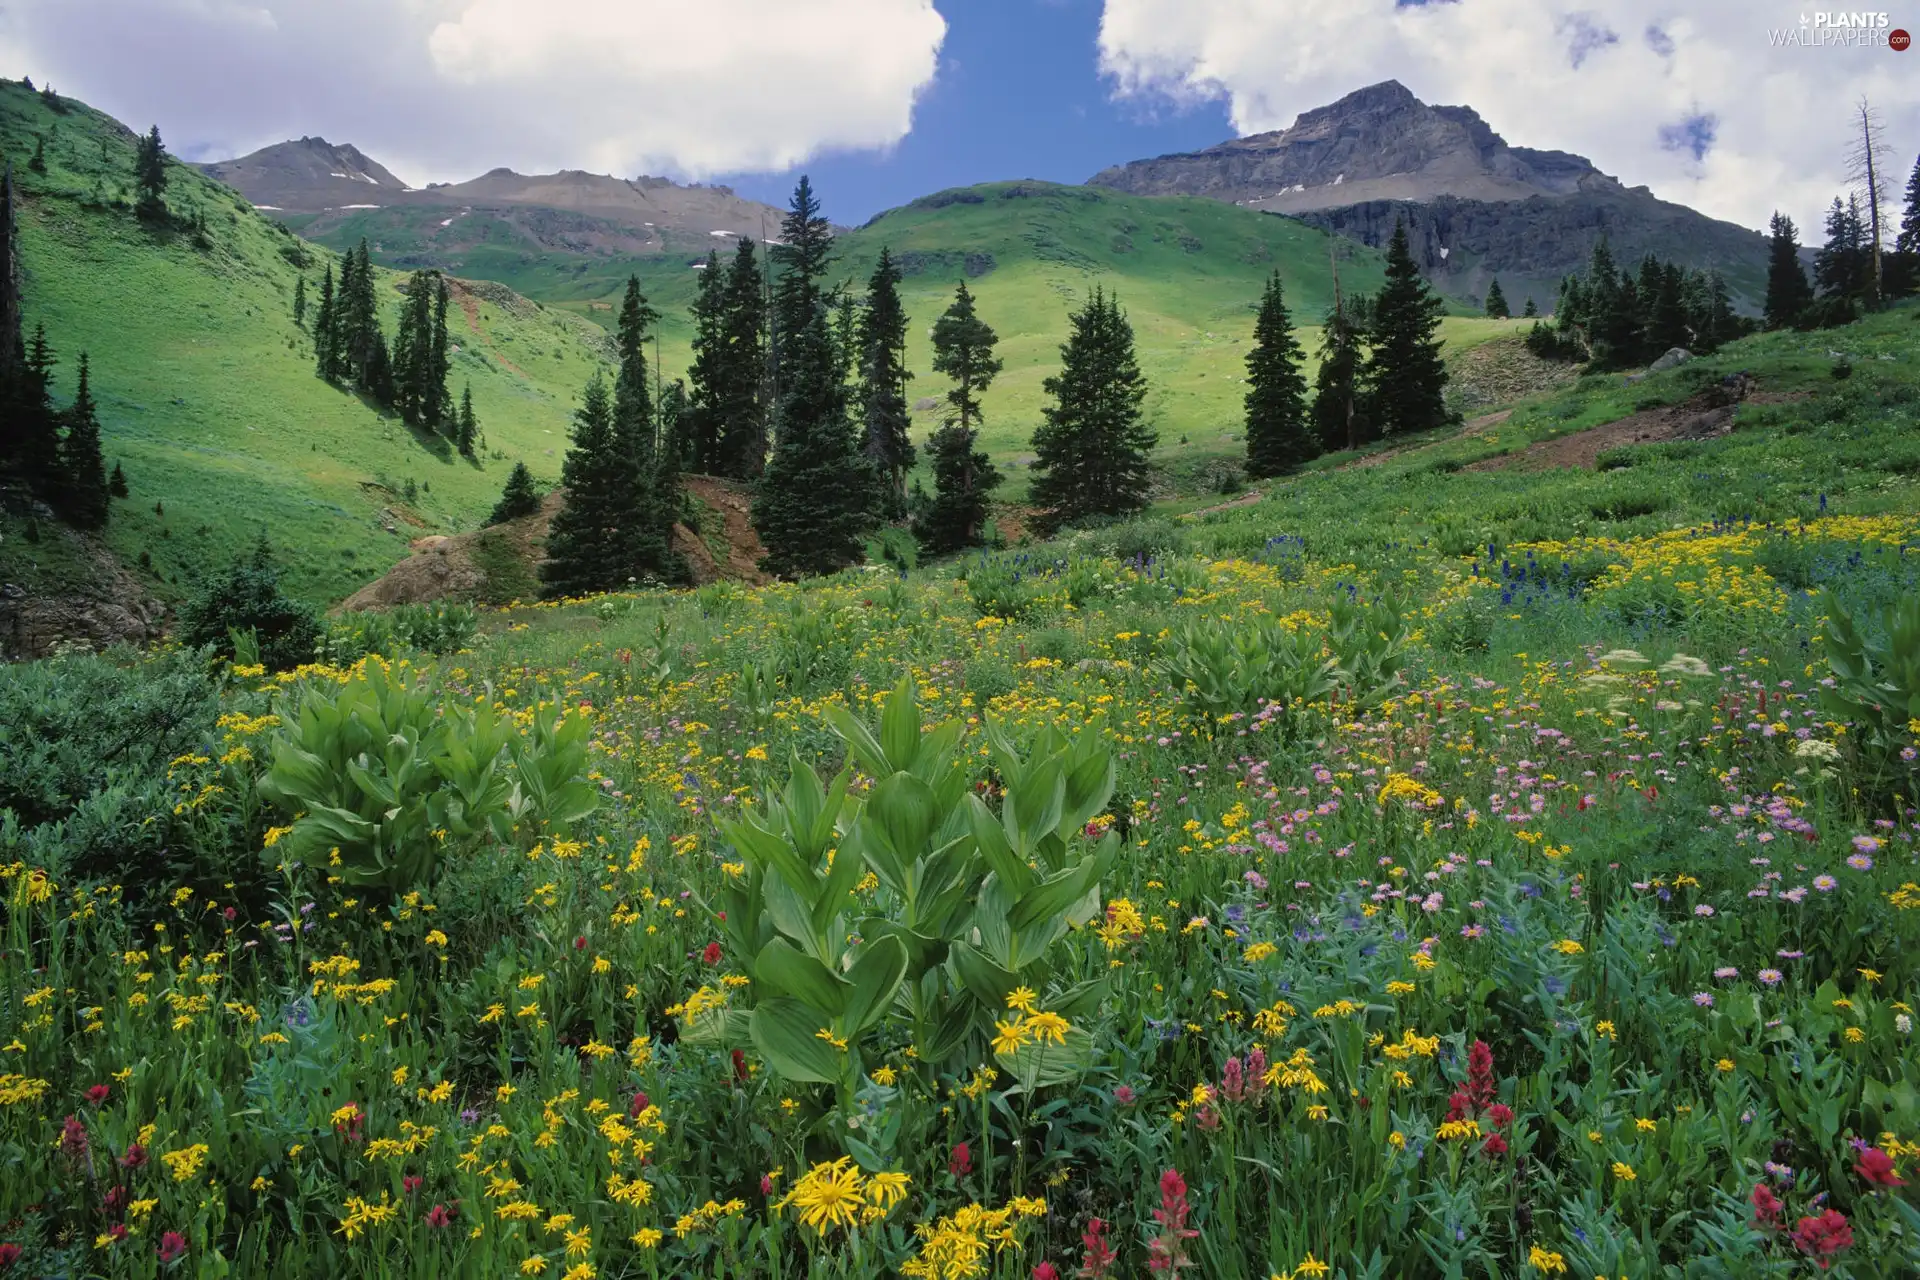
left=1815, top=195, right=1873, bottom=306
left=293, top=274, right=307, bottom=328
left=542, top=372, right=620, bottom=597
left=392, top=269, right=441, bottom=428
left=1484, top=278, right=1510, bottom=318
left=456, top=384, right=478, bottom=458
left=685, top=253, right=728, bottom=472
left=1243, top=271, right=1315, bottom=479
left=109, top=461, right=128, bottom=498
left=58, top=353, right=110, bottom=528
left=917, top=420, right=1001, bottom=555
left=0, top=164, right=22, bottom=474
left=488, top=460, right=541, bottom=525
left=1888, top=154, right=1920, bottom=299
left=1363, top=220, right=1450, bottom=435
left=917, top=280, right=1005, bottom=554
left=1522, top=296, right=1538, bottom=318
left=312, top=264, right=339, bottom=380
left=1029, top=288, right=1155, bottom=533
left=8, top=325, right=61, bottom=491
left=1646, top=259, right=1690, bottom=355
left=1309, top=299, right=1366, bottom=453
left=754, top=176, right=870, bottom=578
left=609, top=275, right=675, bottom=581
left=855, top=247, right=915, bottom=517
left=429, top=275, right=451, bottom=428
left=719, top=238, right=770, bottom=478
left=1682, top=269, right=1738, bottom=352
left=28, top=135, right=46, bottom=174
left=1764, top=212, right=1815, bottom=329
left=133, top=125, right=168, bottom=222
left=335, top=241, right=386, bottom=397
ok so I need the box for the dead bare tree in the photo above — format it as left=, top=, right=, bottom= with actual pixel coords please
left=1848, top=96, right=1893, bottom=308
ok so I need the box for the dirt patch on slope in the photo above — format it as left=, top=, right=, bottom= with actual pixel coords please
left=342, top=475, right=766, bottom=610
left=0, top=505, right=167, bottom=659
left=448, top=279, right=532, bottom=380
left=1464, top=374, right=1775, bottom=474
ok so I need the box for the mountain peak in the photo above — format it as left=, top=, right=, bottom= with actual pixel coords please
left=1091, top=80, right=1611, bottom=212
left=198, top=137, right=409, bottom=208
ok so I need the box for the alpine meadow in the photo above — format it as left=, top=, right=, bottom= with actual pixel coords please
left=4, top=14, right=1920, bottom=1280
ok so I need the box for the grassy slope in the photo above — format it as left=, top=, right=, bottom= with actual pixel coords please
left=293, top=181, right=1525, bottom=487
left=0, top=81, right=610, bottom=603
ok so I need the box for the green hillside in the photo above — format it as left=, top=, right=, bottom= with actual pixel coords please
left=292, top=180, right=1522, bottom=478
left=0, top=81, right=611, bottom=604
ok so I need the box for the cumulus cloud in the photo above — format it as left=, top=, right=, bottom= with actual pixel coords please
left=0, top=0, right=947, bottom=183
left=1097, top=0, right=1918, bottom=235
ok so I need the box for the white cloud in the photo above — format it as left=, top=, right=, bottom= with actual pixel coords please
left=0, top=0, right=946, bottom=184
left=1097, top=0, right=1920, bottom=237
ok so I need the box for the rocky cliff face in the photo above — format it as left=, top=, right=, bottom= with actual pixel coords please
left=1090, top=80, right=1771, bottom=311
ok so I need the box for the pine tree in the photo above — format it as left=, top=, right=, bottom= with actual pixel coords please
left=917, top=421, right=1001, bottom=555
left=685, top=253, right=728, bottom=472
left=542, top=372, right=620, bottom=597
left=1484, top=278, right=1510, bottom=318
left=109, top=460, right=128, bottom=498
left=392, top=269, right=439, bottom=428
left=1522, top=297, right=1538, bottom=318
left=336, top=241, right=386, bottom=397
left=428, top=275, right=451, bottom=429
left=312, top=264, right=339, bottom=380
left=456, top=384, right=478, bottom=458
left=134, top=125, right=168, bottom=222
left=1309, top=299, right=1367, bottom=453
left=57, top=353, right=110, bottom=528
left=754, top=176, right=871, bottom=578
left=28, top=135, right=46, bottom=174
left=1029, top=288, right=1155, bottom=533
left=1243, top=271, right=1316, bottom=479
left=293, top=274, right=307, bottom=328
left=0, top=163, right=22, bottom=474
left=488, top=461, right=541, bottom=525
left=855, top=248, right=915, bottom=518
left=716, top=239, right=770, bottom=478
left=930, top=280, right=1001, bottom=437
left=1364, top=220, right=1451, bottom=436
left=1764, top=212, right=1815, bottom=329
left=1646, top=259, right=1690, bottom=355
left=1683, top=269, right=1738, bottom=353
left=9, top=325, right=61, bottom=491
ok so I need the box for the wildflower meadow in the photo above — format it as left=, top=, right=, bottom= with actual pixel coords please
left=7, top=365, right=1920, bottom=1277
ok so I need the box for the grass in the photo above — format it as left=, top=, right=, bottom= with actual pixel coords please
left=0, top=81, right=611, bottom=604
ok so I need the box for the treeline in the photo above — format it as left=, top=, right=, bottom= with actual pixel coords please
left=1762, top=157, right=1920, bottom=330
left=1522, top=242, right=1746, bottom=371
left=0, top=164, right=116, bottom=529
left=308, top=241, right=478, bottom=455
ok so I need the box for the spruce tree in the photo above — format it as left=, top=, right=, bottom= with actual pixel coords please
left=685, top=253, right=728, bottom=472
left=427, top=275, right=451, bottom=430
left=1522, top=297, right=1538, bottom=318
left=609, top=275, right=675, bottom=581
left=1028, top=288, right=1155, bottom=533
left=293, top=274, right=307, bottom=328
left=855, top=247, right=915, bottom=517
left=714, top=239, right=769, bottom=478
left=930, top=280, right=1001, bottom=438
left=11, top=325, right=61, bottom=491
left=1815, top=195, right=1872, bottom=306
left=0, top=164, right=22, bottom=475
left=1683, top=269, right=1738, bottom=353
left=1646, top=260, right=1690, bottom=355
left=58, top=353, right=110, bottom=528
left=1764, top=212, right=1815, bottom=329
left=1243, top=271, right=1316, bottom=479
left=1889, top=154, right=1920, bottom=299
left=312, top=264, right=339, bottom=380
left=1364, top=220, right=1450, bottom=436
left=456, top=384, right=478, bottom=458
left=754, top=176, right=870, bottom=578
left=488, top=461, right=541, bottom=525
left=392, top=269, right=439, bottom=427
left=1484, top=278, right=1510, bottom=318
left=542, top=372, right=620, bottom=597
left=134, top=126, right=168, bottom=222
left=336, top=241, right=385, bottom=397
left=1309, top=299, right=1366, bottom=453
left=28, top=135, right=46, bottom=174
left=917, top=420, right=1001, bottom=555
left=109, top=461, right=128, bottom=498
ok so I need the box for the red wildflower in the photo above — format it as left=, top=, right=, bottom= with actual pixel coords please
left=1075, top=1217, right=1116, bottom=1278
left=949, top=1142, right=972, bottom=1177
left=157, top=1232, right=188, bottom=1264
left=103, top=1224, right=128, bottom=1244
left=1113, top=1086, right=1136, bottom=1105
left=1220, top=1056, right=1246, bottom=1102
left=120, top=1143, right=148, bottom=1169
left=0, top=1242, right=22, bottom=1268
left=59, top=1115, right=89, bottom=1161
left=403, top=1175, right=423, bottom=1195
left=703, top=941, right=723, bottom=965
left=1751, top=1182, right=1783, bottom=1225
left=104, top=1186, right=127, bottom=1211
left=1147, top=1168, right=1199, bottom=1272
left=1790, top=1210, right=1853, bottom=1267
left=731, top=1048, right=748, bottom=1082
left=1486, top=1103, right=1514, bottom=1129
left=1444, top=1090, right=1472, bottom=1123
left=574, top=936, right=588, bottom=951
left=1855, top=1146, right=1907, bottom=1187
left=1034, top=1265, right=1061, bottom=1280
left=86, top=1084, right=110, bottom=1105
left=760, top=1174, right=774, bottom=1197
left=1466, top=1040, right=1497, bottom=1113
left=629, top=1091, right=650, bottom=1117
left=424, top=1203, right=454, bottom=1228
left=223, top=906, right=236, bottom=922
left=1481, top=1133, right=1509, bottom=1158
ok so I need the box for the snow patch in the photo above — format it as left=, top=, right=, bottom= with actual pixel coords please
left=339, top=204, right=381, bottom=210
left=253, top=204, right=282, bottom=211
left=710, top=229, right=735, bottom=237
left=329, top=172, right=349, bottom=178
left=1332, top=173, right=1344, bottom=185
left=1439, top=246, right=1450, bottom=260
left=439, top=218, right=455, bottom=227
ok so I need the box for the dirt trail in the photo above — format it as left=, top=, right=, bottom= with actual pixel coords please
left=676, top=476, right=769, bottom=585
left=1463, top=375, right=1786, bottom=473
left=449, top=281, right=532, bottom=380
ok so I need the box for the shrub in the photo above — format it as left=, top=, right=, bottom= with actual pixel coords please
left=177, top=536, right=322, bottom=671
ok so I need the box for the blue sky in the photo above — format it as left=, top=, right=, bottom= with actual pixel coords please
left=707, top=0, right=1234, bottom=224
